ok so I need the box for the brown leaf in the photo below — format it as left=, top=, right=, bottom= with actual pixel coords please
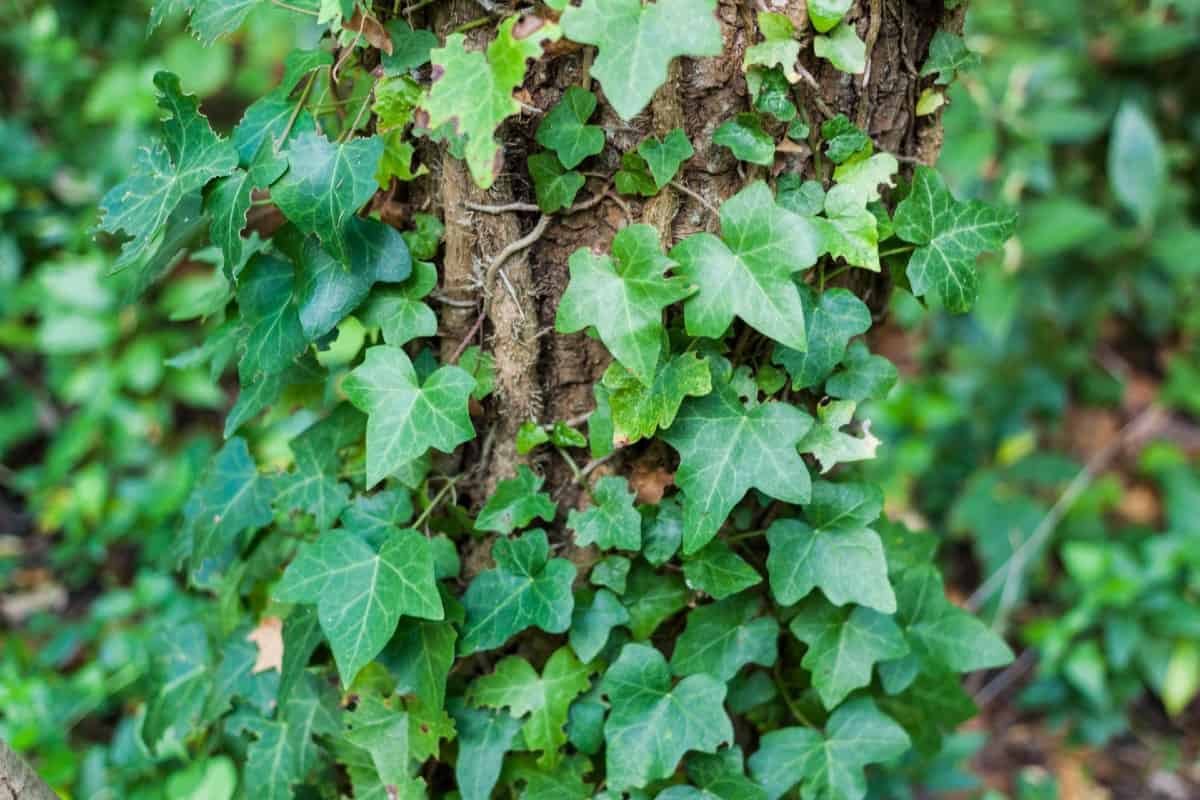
left=629, top=459, right=675, bottom=505
left=246, top=616, right=284, bottom=674
left=347, top=10, right=393, bottom=55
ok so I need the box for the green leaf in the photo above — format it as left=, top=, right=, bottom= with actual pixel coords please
left=642, top=497, right=684, bottom=565
left=272, top=131, right=385, bottom=265
left=529, top=152, right=585, bottom=213
left=639, top=128, right=694, bottom=189
left=536, top=87, right=606, bottom=169
left=808, top=0, right=852, bottom=33
left=236, top=254, right=307, bottom=381
left=744, top=12, right=800, bottom=80
left=275, top=528, right=444, bottom=685
left=144, top=623, right=211, bottom=746
left=561, top=0, right=722, bottom=120
left=671, top=182, right=819, bottom=351
left=602, top=643, right=733, bottom=791
left=476, top=465, right=558, bottom=534
left=343, top=694, right=414, bottom=787
left=1108, top=101, right=1166, bottom=226
left=459, top=346, right=496, bottom=400
left=825, top=341, right=897, bottom=401
left=713, top=113, right=775, bottom=166
left=184, top=0, right=263, bottom=44
left=98, top=72, right=238, bottom=272
left=343, top=345, right=476, bottom=487
left=814, top=22, right=866, bottom=74
left=777, top=176, right=826, bottom=217
left=615, top=151, right=660, bottom=197
left=622, top=561, right=688, bottom=639
left=670, top=593, right=778, bottom=681
left=814, top=153, right=899, bottom=272
left=603, top=353, right=712, bottom=445
left=591, top=555, right=631, bottom=594
left=359, top=260, right=439, bottom=347
left=751, top=67, right=797, bottom=122
left=243, top=718, right=303, bottom=800
left=550, top=420, right=589, bottom=449
left=452, top=700, right=524, bottom=800
left=205, top=144, right=288, bottom=276
left=662, top=381, right=813, bottom=554
left=772, top=287, right=870, bottom=390
left=748, top=698, right=909, bottom=800
left=659, top=748, right=767, bottom=800
left=682, top=539, right=762, bottom=599
left=919, top=30, right=980, bottom=85
left=893, top=565, right=1013, bottom=673
left=789, top=595, right=908, bottom=709
left=470, top=647, right=595, bottom=768
left=422, top=16, right=562, bottom=188
left=568, top=475, right=641, bottom=551
left=557, top=224, right=695, bottom=384
left=385, top=619, right=457, bottom=711
left=798, top=399, right=880, bottom=474
left=383, top=19, right=438, bottom=74
left=182, top=436, right=275, bottom=569
left=571, top=588, right=630, bottom=662
left=820, top=115, right=870, bottom=165
left=517, top=421, right=552, bottom=454
left=893, top=166, right=1017, bottom=313
left=460, top=529, right=577, bottom=654
left=766, top=481, right=894, bottom=611
left=340, top=488, right=415, bottom=546
left=274, top=413, right=356, bottom=530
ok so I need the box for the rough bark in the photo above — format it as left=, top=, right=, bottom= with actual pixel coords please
left=1, top=739, right=59, bottom=800
left=381, top=0, right=954, bottom=516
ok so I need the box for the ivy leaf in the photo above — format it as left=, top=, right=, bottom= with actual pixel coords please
left=183, top=0, right=263, bottom=44
left=772, top=287, right=870, bottom=391
left=561, top=0, right=721, bottom=121
left=144, top=623, right=211, bottom=746
left=814, top=22, right=866, bottom=74
left=98, top=72, right=238, bottom=272
left=274, top=411, right=358, bottom=529
left=639, top=128, right=694, bottom=189
left=642, top=497, right=684, bottom=566
left=671, top=182, right=819, bottom=351
left=236, top=254, right=307, bottom=381
left=528, top=152, right=585, bottom=213
left=789, top=595, right=908, bottom=709
left=272, top=131, right=384, bottom=265
left=470, top=647, right=595, bottom=768
left=205, top=144, right=288, bottom=276
left=751, top=67, right=797, bottom=122
left=714, top=113, right=775, bottom=166
left=422, top=16, right=562, bottom=188
left=623, top=562, right=689, bottom=641
left=343, top=694, right=415, bottom=788
left=813, top=153, right=898, bottom=272
left=919, top=30, right=980, bottom=85
left=383, top=19, right=438, bottom=74
left=343, top=345, right=476, bottom=488
left=571, top=588, right=630, bottom=662
left=820, top=115, right=870, bottom=165
left=182, top=436, right=275, bottom=569
left=602, top=643, right=733, bottom=791
left=748, top=698, right=909, bottom=800
left=659, top=748, right=767, bottom=800
left=536, top=87, right=606, bottom=169
left=568, top=475, right=641, bottom=551
left=825, top=341, right=897, bottom=401
left=807, top=0, right=852, bottom=33
left=798, top=400, right=880, bottom=473
left=682, top=539, right=762, bottom=600
left=557, top=224, right=696, bottom=384
left=670, top=593, right=779, bottom=681
left=591, top=555, right=631, bottom=594
left=766, top=481, right=893, bottom=611
left=662, top=381, right=813, bottom=554
left=893, top=565, right=1013, bottom=673
left=243, top=718, right=303, bottom=800
left=460, top=529, right=577, bottom=654
left=340, top=489, right=414, bottom=546
left=602, top=352, right=711, bottom=445
left=274, top=528, right=444, bottom=685
left=1109, top=101, right=1166, bottom=226
left=893, top=166, right=1017, bottom=313
left=452, top=700, right=524, bottom=800
left=614, top=151, right=660, bottom=197
left=359, top=260, right=439, bottom=347
left=476, top=465, right=558, bottom=534
left=744, top=12, right=800, bottom=81
left=383, top=619, right=457, bottom=712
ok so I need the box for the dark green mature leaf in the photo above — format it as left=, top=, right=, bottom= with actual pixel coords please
left=460, top=529, right=576, bottom=654
left=561, top=0, right=722, bottom=120
left=748, top=698, right=909, bottom=800
left=659, top=748, right=767, bottom=800
left=452, top=700, right=524, bottom=800
left=893, top=565, right=1013, bottom=673
left=772, top=287, right=870, bottom=390
left=243, top=717, right=303, bottom=800
left=623, top=561, right=688, bottom=639
left=384, top=619, right=457, bottom=711
left=714, top=113, right=775, bottom=166
left=272, top=131, right=384, bottom=265
left=568, top=476, right=641, bottom=551
left=789, top=595, right=908, bottom=709
left=275, top=528, right=444, bottom=685
left=236, top=253, right=307, bottom=381
left=682, top=540, right=762, bottom=599
left=359, top=260, right=439, bottom=347
left=99, top=72, right=238, bottom=272
left=470, top=647, right=595, bottom=768
left=671, top=593, right=778, bottom=681
left=825, top=341, right=897, bottom=401
left=820, top=115, right=870, bottom=165
left=477, top=465, right=558, bottom=534
left=671, top=182, right=820, bottom=351
left=591, top=555, right=631, bottom=594
left=571, top=588, right=630, bottom=662
left=342, top=694, right=417, bottom=789
left=383, top=19, right=438, bottom=74
left=603, top=353, right=712, bottom=444
left=893, top=166, right=1017, bottom=312
left=919, top=30, right=980, bottom=84
left=205, top=144, right=287, bottom=276
left=274, top=405, right=363, bottom=529
left=182, top=436, right=275, bottom=569
left=343, top=345, right=476, bottom=488
left=144, top=623, right=211, bottom=746
left=766, top=481, right=895, bottom=612
left=529, top=152, right=585, bottom=213
left=422, top=16, right=562, bottom=188
left=537, top=87, right=606, bottom=169
left=557, top=224, right=695, bottom=384
left=602, top=643, right=733, bottom=790
left=663, top=381, right=813, bottom=554
left=340, top=489, right=415, bottom=546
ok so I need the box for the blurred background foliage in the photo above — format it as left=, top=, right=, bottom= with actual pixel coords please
left=1, top=0, right=1200, bottom=797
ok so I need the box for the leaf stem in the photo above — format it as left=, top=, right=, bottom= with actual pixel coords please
left=878, top=244, right=916, bottom=258
left=414, top=475, right=461, bottom=530
left=271, top=0, right=320, bottom=16
left=774, top=662, right=817, bottom=728
left=452, top=15, right=494, bottom=35
left=276, top=68, right=320, bottom=150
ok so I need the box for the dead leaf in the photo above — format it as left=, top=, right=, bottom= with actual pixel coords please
left=630, top=459, right=675, bottom=505
left=347, top=10, right=393, bottom=55
left=247, top=616, right=284, bottom=674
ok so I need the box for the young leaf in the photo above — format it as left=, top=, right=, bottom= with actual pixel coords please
left=536, top=87, right=606, bottom=169
left=385, top=619, right=457, bottom=711
left=662, top=381, right=813, bottom=554
left=892, top=166, right=1017, bottom=313
left=422, top=16, right=562, bottom=188
left=638, top=128, right=694, bottom=189
left=602, top=352, right=712, bottom=445
left=205, top=144, right=287, bottom=275
left=744, top=12, right=800, bottom=81
left=570, top=588, right=630, bottom=662
left=714, top=113, right=775, bottom=166
left=591, top=555, right=631, bottom=594
left=476, top=464, right=558, bottom=534
left=808, top=0, right=852, bottom=33
left=561, top=0, right=722, bottom=121
left=825, top=341, right=897, bottom=401
left=671, top=182, right=820, bottom=351
left=342, top=345, right=476, bottom=488
left=556, top=224, right=696, bottom=384
left=798, top=399, right=881, bottom=473
left=528, top=152, right=585, bottom=213
left=602, top=643, right=733, bottom=790
left=342, top=694, right=414, bottom=788
left=622, top=561, right=688, bottom=639
left=772, top=287, right=870, bottom=391
left=670, top=593, right=779, bottom=681
left=383, top=19, right=438, bottom=74
left=682, top=539, right=762, bottom=599
left=358, top=260, right=439, bottom=347
left=274, top=528, right=444, bottom=685
left=919, top=30, right=980, bottom=85
left=567, top=475, right=641, bottom=551
left=814, top=22, right=866, bottom=74
left=459, top=529, right=577, bottom=654
left=820, top=115, right=871, bottom=165
left=98, top=72, right=238, bottom=272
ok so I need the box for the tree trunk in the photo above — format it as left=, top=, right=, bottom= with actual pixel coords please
left=1, top=739, right=59, bottom=800
left=394, top=0, right=956, bottom=520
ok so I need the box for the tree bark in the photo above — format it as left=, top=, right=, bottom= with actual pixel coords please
left=1, top=739, right=59, bottom=800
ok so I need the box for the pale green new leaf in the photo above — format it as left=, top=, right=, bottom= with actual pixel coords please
left=814, top=22, right=866, bottom=74
left=714, top=113, right=775, bottom=166
left=670, top=593, right=778, bottom=681
left=476, top=464, right=557, bottom=534
left=744, top=12, right=800, bottom=80
left=808, top=0, right=852, bottom=32
left=358, top=260, right=439, bottom=347
left=603, top=352, right=712, bottom=445
left=798, top=400, right=880, bottom=473
left=568, top=475, right=641, bottom=551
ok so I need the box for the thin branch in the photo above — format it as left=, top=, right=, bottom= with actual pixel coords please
left=669, top=180, right=719, bottom=215
left=483, top=214, right=551, bottom=305
left=449, top=312, right=486, bottom=364
left=271, top=0, right=320, bottom=15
